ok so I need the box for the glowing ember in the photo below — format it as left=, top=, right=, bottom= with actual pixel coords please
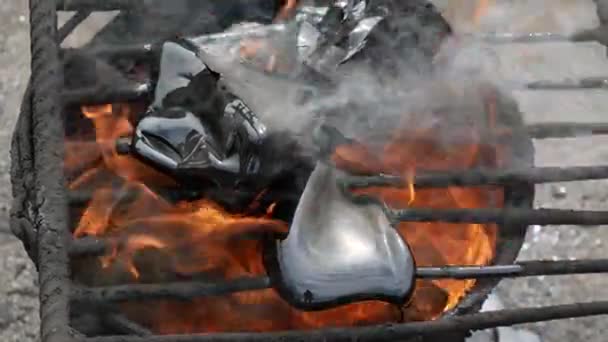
left=67, top=90, right=504, bottom=332
left=332, top=109, right=502, bottom=316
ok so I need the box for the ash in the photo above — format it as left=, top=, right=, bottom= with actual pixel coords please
left=2, top=0, right=608, bottom=341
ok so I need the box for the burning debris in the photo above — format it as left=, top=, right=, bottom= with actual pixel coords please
left=63, top=0, right=515, bottom=335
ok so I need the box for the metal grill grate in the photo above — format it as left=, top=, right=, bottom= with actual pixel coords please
left=22, top=1, right=608, bottom=341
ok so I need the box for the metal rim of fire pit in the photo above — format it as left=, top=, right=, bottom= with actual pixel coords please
left=12, top=1, right=608, bottom=342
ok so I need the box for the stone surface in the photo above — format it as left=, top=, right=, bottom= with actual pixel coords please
left=1, top=1, right=608, bottom=342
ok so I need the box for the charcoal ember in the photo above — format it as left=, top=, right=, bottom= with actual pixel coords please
left=299, top=0, right=451, bottom=76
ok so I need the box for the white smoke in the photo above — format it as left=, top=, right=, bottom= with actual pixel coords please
left=193, top=2, right=549, bottom=151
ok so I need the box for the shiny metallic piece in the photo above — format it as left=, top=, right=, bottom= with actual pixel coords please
left=186, top=23, right=290, bottom=48
left=307, top=45, right=347, bottom=73
left=222, top=96, right=268, bottom=143
left=297, top=0, right=387, bottom=71
left=133, top=110, right=238, bottom=174
left=275, top=162, right=415, bottom=309
left=130, top=40, right=272, bottom=185
left=152, top=41, right=207, bottom=108
left=333, top=0, right=367, bottom=21
left=296, top=20, right=321, bottom=61
left=526, top=77, right=608, bottom=90
left=340, top=15, right=384, bottom=63
left=295, top=6, right=329, bottom=24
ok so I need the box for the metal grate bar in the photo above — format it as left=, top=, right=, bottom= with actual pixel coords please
left=70, top=260, right=608, bottom=303
left=56, top=0, right=142, bottom=11
left=526, top=77, right=608, bottom=90
left=103, top=313, right=152, bottom=336
left=68, top=232, right=289, bottom=257
left=339, top=165, right=608, bottom=190
left=385, top=207, right=608, bottom=226
left=29, top=0, right=72, bottom=341
left=79, top=301, right=608, bottom=342
left=474, top=32, right=572, bottom=44
left=472, top=26, right=605, bottom=45
left=71, top=277, right=272, bottom=303
left=62, top=82, right=151, bottom=105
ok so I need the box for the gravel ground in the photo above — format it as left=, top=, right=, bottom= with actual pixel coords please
left=1, top=1, right=607, bottom=341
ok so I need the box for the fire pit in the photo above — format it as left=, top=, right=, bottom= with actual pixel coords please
left=10, top=1, right=608, bottom=342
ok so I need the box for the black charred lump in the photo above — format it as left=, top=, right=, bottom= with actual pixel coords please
left=131, top=41, right=309, bottom=192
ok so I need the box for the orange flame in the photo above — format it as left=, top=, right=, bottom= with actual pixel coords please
left=333, top=109, right=502, bottom=316
left=67, top=96, right=504, bottom=332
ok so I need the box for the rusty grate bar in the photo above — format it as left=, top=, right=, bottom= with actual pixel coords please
left=71, top=277, right=273, bottom=303
left=62, top=82, right=151, bottom=105
left=103, top=313, right=152, bottom=336
left=526, top=122, right=608, bottom=139
left=415, top=259, right=608, bottom=279
left=85, top=44, right=156, bottom=61
left=339, top=165, right=608, bottom=190
left=79, top=301, right=608, bottom=342
left=384, top=207, right=608, bottom=226
left=56, top=0, right=142, bottom=11
left=58, top=10, right=92, bottom=42
left=69, top=259, right=608, bottom=304
left=69, top=236, right=108, bottom=256
left=68, top=232, right=289, bottom=257
left=526, top=77, right=608, bottom=90
left=29, top=0, right=72, bottom=342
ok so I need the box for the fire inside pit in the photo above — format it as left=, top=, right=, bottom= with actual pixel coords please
left=53, top=0, right=532, bottom=336
left=65, top=86, right=511, bottom=332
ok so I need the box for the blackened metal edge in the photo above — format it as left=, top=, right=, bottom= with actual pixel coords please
left=29, top=0, right=72, bottom=341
